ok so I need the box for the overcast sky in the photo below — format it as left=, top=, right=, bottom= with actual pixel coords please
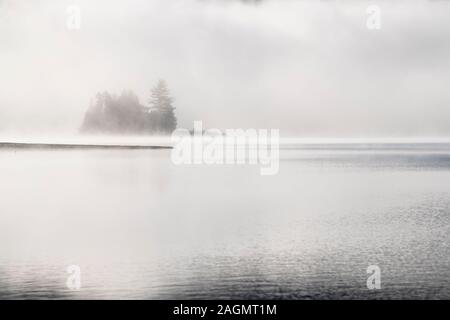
left=1, top=0, right=450, bottom=137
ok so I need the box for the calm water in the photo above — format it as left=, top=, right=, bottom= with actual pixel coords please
left=0, top=144, right=449, bottom=299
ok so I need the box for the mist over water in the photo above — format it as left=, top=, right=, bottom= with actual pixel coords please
left=1, top=0, right=450, bottom=138
left=0, top=144, right=449, bottom=299
left=1, top=0, right=450, bottom=301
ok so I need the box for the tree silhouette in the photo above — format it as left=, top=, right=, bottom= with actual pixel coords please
left=80, top=80, right=177, bottom=135
left=149, top=79, right=177, bottom=134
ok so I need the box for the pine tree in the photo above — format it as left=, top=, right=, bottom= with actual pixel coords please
left=149, top=80, right=177, bottom=134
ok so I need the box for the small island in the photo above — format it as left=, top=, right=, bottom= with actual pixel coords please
left=81, top=80, right=177, bottom=135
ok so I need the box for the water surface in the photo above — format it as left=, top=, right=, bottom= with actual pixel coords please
left=0, top=144, right=449, bottom=299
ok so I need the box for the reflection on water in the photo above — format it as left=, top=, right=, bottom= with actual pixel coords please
left=0, top=144, right=449, bottom=299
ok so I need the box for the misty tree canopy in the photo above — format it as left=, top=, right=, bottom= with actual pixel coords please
left=81, top=80, right=177, bottom=135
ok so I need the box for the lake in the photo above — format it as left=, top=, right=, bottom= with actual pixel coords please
left=0, top=143, right=449, bottom=299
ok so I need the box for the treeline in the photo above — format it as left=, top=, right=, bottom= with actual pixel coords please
left=81, top=80, right=177, bottom=135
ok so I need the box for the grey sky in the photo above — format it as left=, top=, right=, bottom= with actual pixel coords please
left=1, top=0, right=450, bottom=137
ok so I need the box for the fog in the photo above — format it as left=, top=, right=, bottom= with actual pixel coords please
left=1, top=0, right=450, bottom=138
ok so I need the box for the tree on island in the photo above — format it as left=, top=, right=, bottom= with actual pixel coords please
left=80, top=80, right=177, bottom=135
left=148, top=80, right=177, bottom=134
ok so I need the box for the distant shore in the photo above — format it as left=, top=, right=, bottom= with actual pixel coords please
left=0, top=142, right=172, bottom=150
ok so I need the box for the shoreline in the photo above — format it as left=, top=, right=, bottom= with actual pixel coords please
left=0, top=142, right=172, bottom=150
